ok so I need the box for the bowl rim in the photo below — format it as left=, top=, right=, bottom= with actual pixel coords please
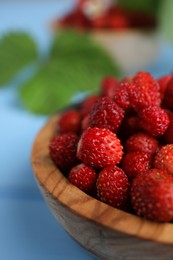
left=31, top=115, right=173, bottom=245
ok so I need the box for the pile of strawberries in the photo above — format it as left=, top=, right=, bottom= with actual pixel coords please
left=49, top=71, right=173, bottom=222
left=57, top=2, right=156, bottom=30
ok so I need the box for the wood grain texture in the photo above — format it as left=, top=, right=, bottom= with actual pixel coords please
left=32, top=116, right=173, bottom=259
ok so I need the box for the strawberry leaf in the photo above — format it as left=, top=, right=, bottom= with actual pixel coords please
left=0, top=32, right=38, bottom=86
left=19, top=30, right=122, bottom=115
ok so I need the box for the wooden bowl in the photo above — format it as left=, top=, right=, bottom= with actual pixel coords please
left=32, top=116, right=173, bottom=260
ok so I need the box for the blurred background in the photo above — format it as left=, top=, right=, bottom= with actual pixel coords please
left=1, top=0, right=173, bottom=259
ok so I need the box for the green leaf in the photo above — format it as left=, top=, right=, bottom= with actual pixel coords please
left=0, top=32, right=38, bottom=86
left=20, top=61, right=81, bottom=115
left=159, top=0, right=173, bottom=43
left=20, top=30, right=122, bottom=115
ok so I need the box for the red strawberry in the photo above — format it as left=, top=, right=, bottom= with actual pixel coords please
left=157, top=74, right=172, bottom=100
left=125, top=132, right=159, bottom=156
left=131, top=169, right=173, bottom=221
left=59, top=9, right=91, bottom=30
left=100, top=76, right=119, bottom=98
left=77, top=127, right=123, bottom=168
left=129, top=71, right=161, bottom=112
left=154, top=144, right=173, bottom=175
left=59, top=110, right=81, bottom=134
left=107, top=12, right=130, bottom=29
left=126, top=115, right=140, bottom=131
left=139, top=106, right=169, bottom=136
left=89, top=96, right=124, bottom=133
left=122, top=152, right=152, bottom=180
left=107, top=6, right=131, bottom=28
left=80, top=95, right=98, bottom=117
left=69, top=163, right=97, bottom=194
left=120, top=75, right=133, bottom=84
left=114, top=82, right=132, bottom=110
left=164, top=112, right=173, bottom=143
left=97, top=165, right=130, bottom=209
left=49, top=133, right=79, bottom=172
left=91, top=15, right=108, bottom=29
left=163, top=77, right=173, bottom=110
left=77, top=0, right=87, bottom=10
left=118, top=113, right=141, bottom=140
left=81, top=114, right=90, bottom=132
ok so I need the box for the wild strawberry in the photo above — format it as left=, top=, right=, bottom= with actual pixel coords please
left=49, top=133, right=79, bottom=172
left=125, top=132, right=159, bottom=156
left=114, top=82, right=132, bottom=110
left=77, top=0, right=88, bottom=10
left=69, top=163, right=97, bottom=194
left=129, top=71, right=161, bottom=112
left=91, top=15, right=108, bottom=29
left=164, top=112, right=173, bottom=143
left=77, top=127, right=123, bottom=168
left=118, top=113, right=141, bottom=140
left=59, top=8, right=91, bottom=30
left=131, top=169, right=173, bottom=221
left=157, top=74, right=172, bottom=100
left=163, top=77, right=173, bottom=110
left=100, top=76, right=119, bottom=98
left=126, top=115, right=140, bottom=131
left=120, top=75, right=132, bottom=83
left=89, top=96, right=124, bottom=133
left=107, top=11, right=130, bottom=29
left=154, top=144, right=173, bottom=175
left=80, top=95, right=98, bottom=117
left=59, top=110, right=81, bottom=134
left=122, top=152, right=152, bottom=180
left=81, top=114, right=90, bottom=132
left=139, top=106, right=169, bottom=136
left=97, top=165, right=130, bottom=209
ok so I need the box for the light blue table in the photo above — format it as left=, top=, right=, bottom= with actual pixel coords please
left=1, top=1, right=173, bottom=260
left=0, top=1, right=95, bottom=259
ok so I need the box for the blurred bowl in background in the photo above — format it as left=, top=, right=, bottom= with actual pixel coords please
left=51, top=1, right=160, bottom=73
left=92, top=29, right=160, bottom=73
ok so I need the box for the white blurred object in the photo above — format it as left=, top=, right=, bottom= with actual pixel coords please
left=81, top=0, right=112, bottom=19
left=92, top=30, right=161, bottom=73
